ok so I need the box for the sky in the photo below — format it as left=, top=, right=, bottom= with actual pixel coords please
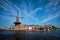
left=0, top=0, right=60, bottom=28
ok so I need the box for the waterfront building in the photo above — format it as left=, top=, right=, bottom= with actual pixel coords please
left=44, top=25, right=53, bottom=31
left=36, top=26, right=44, bottom=31
left=25, top=25, right=38, bottom=30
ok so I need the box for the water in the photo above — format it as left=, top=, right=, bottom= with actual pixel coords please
left=0, top=30, right=14, bottom=34
left=0, top=30, right=60, bottom=40
left=24, top=30, right=60, bottom=40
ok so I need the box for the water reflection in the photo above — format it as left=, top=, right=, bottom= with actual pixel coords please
left=0, top=30, right=60, bottom=40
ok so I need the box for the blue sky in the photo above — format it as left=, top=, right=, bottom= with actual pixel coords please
left=0, top=0, right=60, bottom=28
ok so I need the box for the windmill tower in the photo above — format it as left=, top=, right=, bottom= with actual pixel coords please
left=14, top=11, right=21, bottom=26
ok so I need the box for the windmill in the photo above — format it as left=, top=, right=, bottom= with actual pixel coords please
left=14, top=11, right=22, bottom=26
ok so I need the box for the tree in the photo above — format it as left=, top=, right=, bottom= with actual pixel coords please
left=52, top=25, right=57, bottom=30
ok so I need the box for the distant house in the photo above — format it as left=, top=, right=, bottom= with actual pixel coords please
left=44, top=25, right=53, bottom=31
left=36, top=26, right=44, bottom=31
left=5, top=24, right=25, bottom=30
left=25, top=25, right=38, bottom=30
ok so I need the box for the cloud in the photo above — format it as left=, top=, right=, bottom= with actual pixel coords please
left=0, top=0, right=16, bottom=15
left=40, top=14, right=59, bottom=23
left=30, top=7, right=43, bottom=14
left=0, top=0, right=11, bottom=10
left=43, top=0, right=60, bottom=14
left=12, top=0, right=40, bottom=22
left=2, top=0, right=12, bottom=8
left=0, top=0, right=60, bottom=25
left=45, top=0, right=59, bottom=8
left=22, top=10, right=39, bottom=21
left=0, top=4, right=16, bottom=16
left=0, top=0, right=39, bottom=22
left=0, top=5, right=8, bottom=11
left=0, top=15, right=14, bottom=21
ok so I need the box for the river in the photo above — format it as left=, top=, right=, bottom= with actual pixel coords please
left=0, top=30, right=60, bottom=40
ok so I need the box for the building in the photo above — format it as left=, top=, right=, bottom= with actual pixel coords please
left=44, top=25, right=53, bottom=31
left=25, top=25, right=38, bottom=30
left=36, top=26, right=44, bottom=31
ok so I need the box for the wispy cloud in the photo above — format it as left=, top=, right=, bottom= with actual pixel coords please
left=0, top=0, right=60, bottom=26
left=40, top=14, right=59, bottom=23
left=0, top=0, right=39, bottom=22
left=43, top=0, right=60, bottom=15
left=0, top=15, right=14, bottom=21
left=30, top=7, right=43, bottom=14
left=13, top=0, right=40, bottom=22
left=53, top=0, right=59, bottom=6
left=22, top=10, right=39, bottom=21
left=45, top=0, right=59, bottom=9
left=0, top=0, right=16, bottom=15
